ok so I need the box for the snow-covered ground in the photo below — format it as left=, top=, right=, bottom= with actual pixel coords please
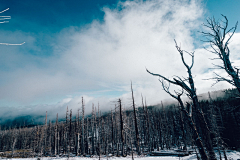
left=1, top=151, right=240, bottom=160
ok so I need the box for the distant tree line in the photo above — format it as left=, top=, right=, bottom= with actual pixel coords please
left=0, top=89, right=240, bottom=158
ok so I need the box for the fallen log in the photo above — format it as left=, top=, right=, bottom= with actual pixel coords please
left=150, top=150, right=190, bottom=157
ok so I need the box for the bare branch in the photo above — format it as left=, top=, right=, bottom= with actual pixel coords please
left=0, top=8, right=11, bottom=23
left=146, top=68, right=177, bottom=85
left=0, top=42, right=25, bottom=45
left=225, top=21, right=238, bottom=49
left=212, top=63, right=226, bottom=70
left=159, top=79, right=178, bottom=100
left=204, top=72, right=235, bottom=86
left=0, top=8, right=9, bottom=14
left=174, top=40, right=190, bottom=70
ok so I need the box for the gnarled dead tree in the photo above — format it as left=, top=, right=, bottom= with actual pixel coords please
left=146, top=40, right=216, bottom=160
left=160, top=80, right=208, bottom=159
left=202, top=16, right=240, bottom=94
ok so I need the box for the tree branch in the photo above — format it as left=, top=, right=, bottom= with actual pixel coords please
left=146, top=68, right=177, bottom=85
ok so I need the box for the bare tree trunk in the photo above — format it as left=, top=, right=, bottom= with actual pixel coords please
left=49, top=120, right=52, bottom=156
left=76, top=109, right=80, bottom=156
left=57, top=131, right=59, bottom=156
left=131, top=82, right=140, bottom=155
left=179, top=105, right=187, bottom=150
left=64, top=107, right=69, bottom=155
left=40, top=126, right=44, bottom=157
left=44, top=111, right=47, bottom=156
left=180, top=101, right=209, bottom=160
left=86, top=117, right=89, bottom=155
left=146, top=40, right=217, bottom=160
left=141, top=95, right=147, bottom=152
left=11, top=130, right=17, bottom=158
left=81, top=97, right=85, bottom=155
left=69, top=109, right=72, bottom=154
left=111, top=110, right=114, bottom=155
left=119, top=99, right=125, bottom=156
left=92, top=104, right=95, bottom=155
left=144, top=99, right=152, bottom=152
left=115, top=105, right=118, bottom=156
left=76, top=133, right=80, bottom=156
left=55, top=113, right=58, bottom=156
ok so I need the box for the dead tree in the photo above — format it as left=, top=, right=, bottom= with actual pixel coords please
left=91, top=104, right=96, bottom=155
left=146, top=40, right=217, bottom=160
left=111, top=109, right=114, bottom=154
left=86, top=117, right=90, bottom=155
left=54, top=113, right=58, bottom=155
left=178, top=104, right=187, bottom=151
left=202, top=16, right=240, bottom=94
left=114, top=105, right=119, bottom=156
left=161, top=102, right=170, bottom=150
left=118, top=99, right=125, bottom=156
left=131, top=82, right=140, bottom=155
left=44, top=111, right=47, bottom=156
left=69, top=109, right=73, bottom=154
left=81, top=97, right=85, bottom=155
left=64, top=107, right=69, bottom=154
left=75, top=110, right=80, bottom=156
left=208, top=93, right=227, bottom=160
left=39, top=125, right=45, bottom=157
left=160, top=80, right=209, bottom=160
left=48, top=120, right=52, bottom=156
left=11, top=129, right=17, bottom=158
left=141, top=95, right=149, bottom=152
left=144, top=98, right=152, bottom=152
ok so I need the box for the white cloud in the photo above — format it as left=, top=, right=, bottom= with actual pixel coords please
left=54, top=0, right=204, bottom=104
left=1, top=0, right=240, bottom=119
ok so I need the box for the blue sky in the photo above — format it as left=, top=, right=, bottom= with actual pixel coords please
left=205, top=0, right=240, bottom=29
left=0, top=0, right=240, bottom=119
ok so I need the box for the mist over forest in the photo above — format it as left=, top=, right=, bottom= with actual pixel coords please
left=1, top=0, right=240, bottom=159
left=0, top=88, right=231, bottom=129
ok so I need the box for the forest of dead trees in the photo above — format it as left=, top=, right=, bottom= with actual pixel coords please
left=1, top=7, right=240, bottom=160
left=0, top=88, right=240, bottom=158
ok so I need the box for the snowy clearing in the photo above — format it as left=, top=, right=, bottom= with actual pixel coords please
left=1, top=150, right=240, bottom=160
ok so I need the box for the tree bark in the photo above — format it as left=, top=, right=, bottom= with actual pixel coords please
left=131, top=83, right=140, bottom=155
